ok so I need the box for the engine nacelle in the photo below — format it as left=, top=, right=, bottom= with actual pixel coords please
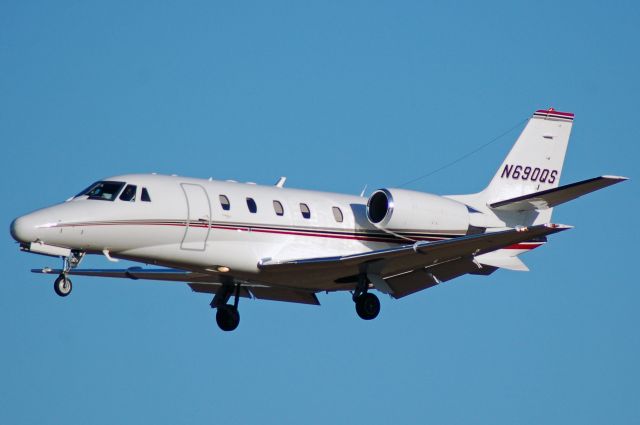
left=366, top=188, right=470, bottom=235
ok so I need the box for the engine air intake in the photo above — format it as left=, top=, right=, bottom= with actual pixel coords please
left=367, top=190, right=392, bottom=224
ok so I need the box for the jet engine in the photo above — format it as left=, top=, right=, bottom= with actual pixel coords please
left=366, top=188, right=470, bottom=235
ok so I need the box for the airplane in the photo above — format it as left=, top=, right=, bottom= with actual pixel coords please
left=10, top=108, right=627, bottom=332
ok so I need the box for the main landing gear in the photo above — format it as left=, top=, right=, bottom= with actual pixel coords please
left=355, top=293, right=380, bottom=320
left=211, top=284, right=241, bottom=332
left=353, top=275, right=380, bottom=320
left=53, top=251, right=84, bottom=298
left=216, top=305, right=240, bottom=332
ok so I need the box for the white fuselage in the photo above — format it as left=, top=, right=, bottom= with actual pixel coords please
left=10, top=173, right=540, bottom=290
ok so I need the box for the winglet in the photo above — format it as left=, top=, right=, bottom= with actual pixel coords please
left=601, top=175, right=629, bottom=181
left=544, top=223, right=573, bottom=231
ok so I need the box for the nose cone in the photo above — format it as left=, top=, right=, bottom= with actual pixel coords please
left=10, top=215, right=38, bottom=243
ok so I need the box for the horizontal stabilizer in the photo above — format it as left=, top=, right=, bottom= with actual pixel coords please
left=476, top=253, right=529, bottom=271
left=489, top=175, right=628, bottom=212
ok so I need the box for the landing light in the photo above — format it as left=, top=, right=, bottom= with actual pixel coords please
left=206, top=266, right=231, bottom=273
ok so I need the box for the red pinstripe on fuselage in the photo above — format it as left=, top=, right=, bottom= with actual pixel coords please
left=52, top=219, right=544, bottom=250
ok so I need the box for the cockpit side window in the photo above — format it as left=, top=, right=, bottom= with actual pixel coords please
left=141, top=187, right=151, bottom=202
left=119, top=184, right=137, bottom=201
left=77, top=181, right=126, bottom=201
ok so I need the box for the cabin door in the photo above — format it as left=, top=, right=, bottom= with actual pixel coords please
left=180, top=183, right=211, bottom=251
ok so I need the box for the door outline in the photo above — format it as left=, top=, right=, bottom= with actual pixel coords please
left=180, top=183, right=211, bottom=251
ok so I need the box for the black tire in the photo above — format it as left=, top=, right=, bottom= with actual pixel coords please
left=216, top=305, right=240, bottom=331
left=355, top=293, right=380, bottom=320
left=53, top=275, right=72, bottom=297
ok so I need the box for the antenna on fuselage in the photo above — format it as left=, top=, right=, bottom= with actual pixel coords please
left=360, top=184, right=368, bottom=197
left=275, top=177, right=287, bottom=188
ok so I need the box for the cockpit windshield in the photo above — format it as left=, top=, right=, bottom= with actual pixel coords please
left=75, top=181, right=126, bottom=201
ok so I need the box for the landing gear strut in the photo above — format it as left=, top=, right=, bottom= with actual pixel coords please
left=212, top=284, right=241, bottom=331
left=53, top=251, right=84, bottom=297
left=353, top=275, right=380, bottom=320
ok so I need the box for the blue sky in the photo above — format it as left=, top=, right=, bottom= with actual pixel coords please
left=1, top=1, right=638, bottom=423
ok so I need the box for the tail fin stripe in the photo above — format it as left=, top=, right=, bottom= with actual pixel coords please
left=534, top=109, right=574, bottom=121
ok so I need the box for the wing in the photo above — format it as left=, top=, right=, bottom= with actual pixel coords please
left=32, top=224, right=568, bottom=303
left=259, top=224, right=571, bottom=298
left=32, top=267, right=320, bottom=305
left=489, top=175, right=628, bottom=211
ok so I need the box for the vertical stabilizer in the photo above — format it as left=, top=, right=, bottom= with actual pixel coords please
left=481, top=108, right=574, bottom=203
left=446, top=108, right=576, bottom=262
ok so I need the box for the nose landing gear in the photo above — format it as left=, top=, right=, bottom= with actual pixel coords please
left=52, top=250, right=84, bottom=297
left=54, top=274, right=72, bottom=297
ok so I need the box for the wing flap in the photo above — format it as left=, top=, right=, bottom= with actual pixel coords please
left=248, top=286, right=320, bottom=305
left=385, top=268, right=439, bottom=298
left=489, top=175, right=628, bottom=211
left=188, top=283, right=252, bottom=299
left=188, top=283, right=319, bottom=305
left=386, top=257, right=498, bottom=298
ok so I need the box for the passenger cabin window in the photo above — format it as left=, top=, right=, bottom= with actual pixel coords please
left=246, top=198, right=257, bottom=213
left=300, top=203, right=311, bottom=219
left=141, top=187, right=151, bottom=202
left=76, top=181, right=126, bottom=201
left=273, top=200, right=284, bottom=216
left=332, top=206, right=344, bottom=222
left=219, top=195, right=230, bottom=211
left=119, top=184, right=137, bottom=201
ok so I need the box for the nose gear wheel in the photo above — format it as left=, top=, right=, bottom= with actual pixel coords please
left=54, top=274, right=72, bottom=297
